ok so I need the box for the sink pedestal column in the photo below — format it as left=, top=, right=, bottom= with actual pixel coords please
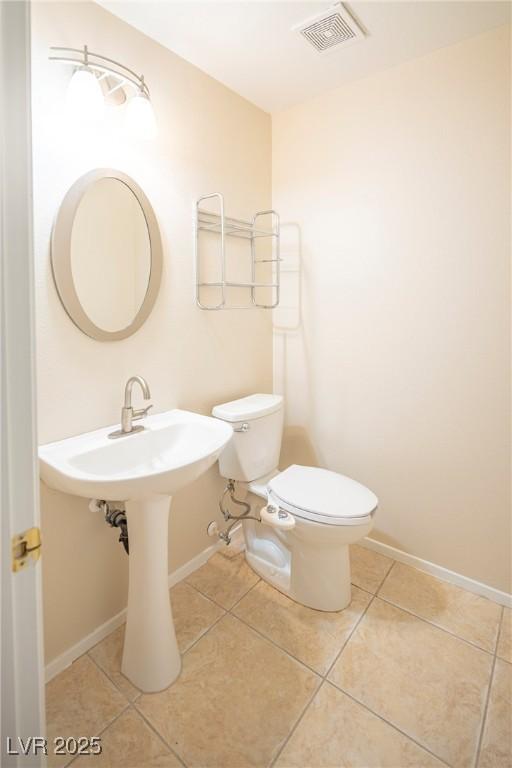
left=122, top=495, right=181, bottom=692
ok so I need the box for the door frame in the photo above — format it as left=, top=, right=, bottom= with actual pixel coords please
left=0, top=1, right=45, bottom=764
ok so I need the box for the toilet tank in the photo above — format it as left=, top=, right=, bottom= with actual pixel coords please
left=212, top=394, right=284, bottom=482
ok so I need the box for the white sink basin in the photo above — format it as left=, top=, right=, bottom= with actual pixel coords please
left=39, top=409, right=232, bottom=693
left=39, top=409, right=233, bottom=500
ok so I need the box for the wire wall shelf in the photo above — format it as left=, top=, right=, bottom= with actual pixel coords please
left=195, top=193, right=281, bottom=310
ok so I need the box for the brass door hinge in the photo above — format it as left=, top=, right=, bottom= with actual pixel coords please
left=12, top=527, right=42, bottom=572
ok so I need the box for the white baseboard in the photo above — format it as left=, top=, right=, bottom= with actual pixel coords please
left=46, top=525, right=508, bottom=683
left=360, top=536, right=512, bottom=608
left=44, top=528, right=243, bottom=684
left=45, top=608, right=127, bottom=684
left=167, top=538, right=221, bottom=589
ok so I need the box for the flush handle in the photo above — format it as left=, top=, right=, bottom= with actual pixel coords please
left=233, top=422, right=250, bottom=433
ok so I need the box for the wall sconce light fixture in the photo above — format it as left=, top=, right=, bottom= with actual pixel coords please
left=49, top=45, right=157, bottom=139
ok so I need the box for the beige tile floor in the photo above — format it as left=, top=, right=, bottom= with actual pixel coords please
left=46, top=544, right=511, bottom=768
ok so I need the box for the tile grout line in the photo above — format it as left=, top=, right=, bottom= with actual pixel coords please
left=228, top=575, right=262, bottom=613
left=328, top=681, right=453, bottom=768
left=133, top=702, right=189, bottom=768
left=375, top=557, right=397, bottom=595
left=82, top=576, right=231, bottom=703
left=169, top=575, right=230, bottom=658
left=204, top=566, right=456, bottom=768
left=375, top=559, right=505, bottom=654
left=321, top=555, right=463, bottom=768
left=374, top=594, right=497, bottom=657
left=179, top=607, right=227, bottom=658
left=176, top=560, right=262, bottom=659
left=491, top=604, right=505, bottom=658
left=179, top=575, right=234, bottom=610
left=237, top=559, right=462, bottom=768
left=52, top=560, right=241, bottom=768
left=268, top=583, right=381, bottom=768
left=65, top=700, right=131, bottom=768
left=87, top=546, right=501, bottom=693
left=323, top=592, right=377, bottom=680
left=226, top=560, right=391, bottom=679
left=180, top=612, right=226, bottom=655
left=322, top=559, right=498, bottom=768
left=181, top=577, right=228, bottom=610
left=268, top=582, right=454, bottom=768
left=350, top=582, right=376, bottom=597
left=228, top=608, right=324, bottom=679
left=473, top=658, right=498, bottom=768
left=160, top=563, right=414, bottom=768
left=184, top=551, right=452, bottom=767
left=268, top=678, right=326, bottom=768
left=228, top=580, right=395, bottom=681
left=83, top=571, right=375, bottom=704
left=133, top=569, right=316, bottom=768
left=56, top=547, right=504, bottom=768
left=67, top=556, right=259, bottom=764
left=184, top=557, right=261, bottom=612
left=320, top=556, right=394, bottom=679
left=260, top=547, right=502, bottom=768
left=473, top=604, right=504, bottom=768
left=86, top=646, right=137, bottom=705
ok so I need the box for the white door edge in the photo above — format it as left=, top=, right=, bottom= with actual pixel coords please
left=0, top=2, right=45, bottom=765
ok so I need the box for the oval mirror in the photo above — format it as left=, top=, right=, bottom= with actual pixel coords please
left=51, top=169, right=162, bottom=341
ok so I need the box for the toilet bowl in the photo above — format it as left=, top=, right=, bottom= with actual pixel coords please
left=212, top=394, right=378, bottom=611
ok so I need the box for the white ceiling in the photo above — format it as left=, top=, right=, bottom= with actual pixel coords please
left=97, top=1, right=511, bottom=113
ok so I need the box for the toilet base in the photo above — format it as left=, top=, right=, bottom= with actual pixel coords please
left=245, top=543, right=351, bottom=611
left=242, top=514, right=372, bottom=612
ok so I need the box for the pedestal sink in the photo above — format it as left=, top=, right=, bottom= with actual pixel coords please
left=39, top=409, right=233, bottom=692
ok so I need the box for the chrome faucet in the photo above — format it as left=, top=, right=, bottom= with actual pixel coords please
left=108, top=376, right=153, bottom=439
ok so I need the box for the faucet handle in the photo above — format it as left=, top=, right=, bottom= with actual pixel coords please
left=132, top=404, right=153, bottom=421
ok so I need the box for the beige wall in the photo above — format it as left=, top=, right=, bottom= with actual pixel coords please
left=34, top=4, right=511, bottom=667
left=32, top=1, right=272, bottom=663
left=273, top=26, right=511, bottom=592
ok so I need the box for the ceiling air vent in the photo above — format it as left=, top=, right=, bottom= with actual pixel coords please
left=294, top=2, right=366, bottom=54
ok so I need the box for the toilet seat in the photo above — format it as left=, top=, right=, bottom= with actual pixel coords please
left=268, top=464, right=378, bottom=527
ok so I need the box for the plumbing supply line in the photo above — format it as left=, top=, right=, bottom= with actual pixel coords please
left=218, top=480, right=260, bottom=544
left=89, top=499, right=130, bottom=554
left=105, top=506, right=130, bottom=555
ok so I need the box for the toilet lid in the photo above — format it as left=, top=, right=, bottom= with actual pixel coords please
left=212, top=394, right=283, bottom=422
left=268, top=465, right=378, bottom=525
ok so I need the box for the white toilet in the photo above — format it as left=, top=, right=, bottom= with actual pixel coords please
left=212, top=393, right=378, bottom=612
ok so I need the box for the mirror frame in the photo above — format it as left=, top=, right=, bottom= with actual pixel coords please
left=51, top=168, right=162, bottom=341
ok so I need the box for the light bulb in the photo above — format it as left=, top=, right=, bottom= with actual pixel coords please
left=125, top=91, right=157, bottom=140
left=67, top=66, right=104, bottom=121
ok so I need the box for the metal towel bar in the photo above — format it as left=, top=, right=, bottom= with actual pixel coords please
left=195, top=192, right=281, bottom=310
